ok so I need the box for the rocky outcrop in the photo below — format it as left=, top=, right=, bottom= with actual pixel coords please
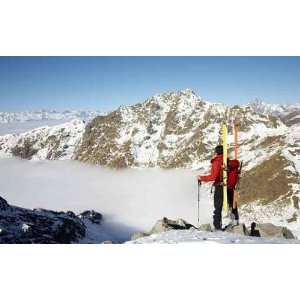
left=131, top=217, right=195, bottom=240
left=224, top=223, right=250, bottom=236
left=149, top=217, right=195, bottom=234
left=78, top=210, right=103, bottom=224
left=251, top=222, right=295, bottom=239
left=223, top=222, right=295, bottom=239
left=131, top=232, right=149, bottom=240
left=198, top=223, right=212, bottom=232
left=0, top=196, right=103, bottom=244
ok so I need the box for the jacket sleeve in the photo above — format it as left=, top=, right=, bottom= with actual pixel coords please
left=200, top=159, right=221, bottom=182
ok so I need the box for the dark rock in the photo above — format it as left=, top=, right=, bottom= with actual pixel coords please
left=0, top=196, right=88, bottom=244
left=78, top=210, right=103, bottom=224
left=0, top=197, right=9, bottom=210
left=66, top=211, right=76, bottom=218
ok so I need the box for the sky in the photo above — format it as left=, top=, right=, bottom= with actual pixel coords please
left=0, top=56, right=300, bottom=112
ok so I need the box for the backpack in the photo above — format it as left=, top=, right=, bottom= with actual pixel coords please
left=227, top=159, right=240, bottom=189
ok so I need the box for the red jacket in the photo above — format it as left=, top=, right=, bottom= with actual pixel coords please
left=200, top=155, right=223, bottom=184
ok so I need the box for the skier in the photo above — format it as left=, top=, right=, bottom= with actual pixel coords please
left=198, top=145, right=240, bottom=230
left=198, top=145, right=224, bottom=230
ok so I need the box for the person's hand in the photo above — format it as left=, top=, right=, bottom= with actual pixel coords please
left=197, top=176, right=202, bottom=185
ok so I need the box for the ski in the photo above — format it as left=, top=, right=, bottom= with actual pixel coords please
left=221, top=124, right=228, bottom=212
left=233, top=121, right=240, bottom=210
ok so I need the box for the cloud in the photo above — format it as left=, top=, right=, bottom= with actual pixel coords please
left=0, top=158, right=214, bottom=240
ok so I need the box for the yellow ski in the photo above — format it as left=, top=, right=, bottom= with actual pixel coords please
left=221, top=124, right=228, bottom=212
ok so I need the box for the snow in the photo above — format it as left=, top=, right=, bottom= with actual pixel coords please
left=0, top=119, right=85, bottom=160
left=21, top=223, right=31, bottom=233
left=127, top=228, right=300, bottom=244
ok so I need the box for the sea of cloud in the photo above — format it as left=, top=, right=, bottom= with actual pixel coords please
left=0, top=158, right=214, bottom=240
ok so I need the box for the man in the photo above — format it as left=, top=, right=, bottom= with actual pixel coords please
left=198, top=145, right=224, bottom=230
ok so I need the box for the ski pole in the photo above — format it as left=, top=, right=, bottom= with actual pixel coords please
left=197, top=181, right=200, bottom=226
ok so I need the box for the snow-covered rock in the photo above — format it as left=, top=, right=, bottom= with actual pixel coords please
left=78, top=210, right=103, bottom=224
left=128, top=218, right=297, bottom=243
left=128, top=219, right=297, bottom=244
left=254, top=222, right=295, bottom=239
left=149, top=217, right=195, bottom=234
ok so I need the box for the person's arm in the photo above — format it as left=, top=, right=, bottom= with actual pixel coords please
left=198, top=159, right=221, bottom=182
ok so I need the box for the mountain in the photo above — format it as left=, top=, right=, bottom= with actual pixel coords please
left=75, top=89, right=287, bottom=169
left=249, top=98, right=300, bottom=126
left=0, top=89, right=299, bottom=233
left=0, top=109, right=105, bottom=124
left=0, top=119, right=85, bottom=160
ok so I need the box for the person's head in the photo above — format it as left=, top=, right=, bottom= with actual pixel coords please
left=215, top=145, right=223, bottom=155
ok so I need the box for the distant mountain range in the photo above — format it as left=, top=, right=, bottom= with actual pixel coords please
left=0, top=109, right=105, bottom=124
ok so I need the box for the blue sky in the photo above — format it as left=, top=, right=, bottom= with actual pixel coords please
left=0, top=57, right=299, bottom=112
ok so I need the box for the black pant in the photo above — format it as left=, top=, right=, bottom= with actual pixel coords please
left=213, top=185, right=223, bottom=230
left=213, top=186, right=239, bottom=230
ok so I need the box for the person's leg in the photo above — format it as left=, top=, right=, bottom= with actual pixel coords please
left=227, top=188, right=238, bottom=222
left=233, top=206, right=239, bottom=221
left=232, top=190, right=239, bottom=221
left=227, top=189, right=234, bottom=208
left=213, top=185, right=223, bottom=230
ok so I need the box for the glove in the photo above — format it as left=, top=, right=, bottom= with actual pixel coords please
left=197, top=176, right=202, bottom=185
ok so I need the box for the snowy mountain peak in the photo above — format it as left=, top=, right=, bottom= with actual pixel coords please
left=143, top=89, right=204, bottom=108
left=248, top=98, right=300, bottom=115
left=247, top=98, right=285, bottom=116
